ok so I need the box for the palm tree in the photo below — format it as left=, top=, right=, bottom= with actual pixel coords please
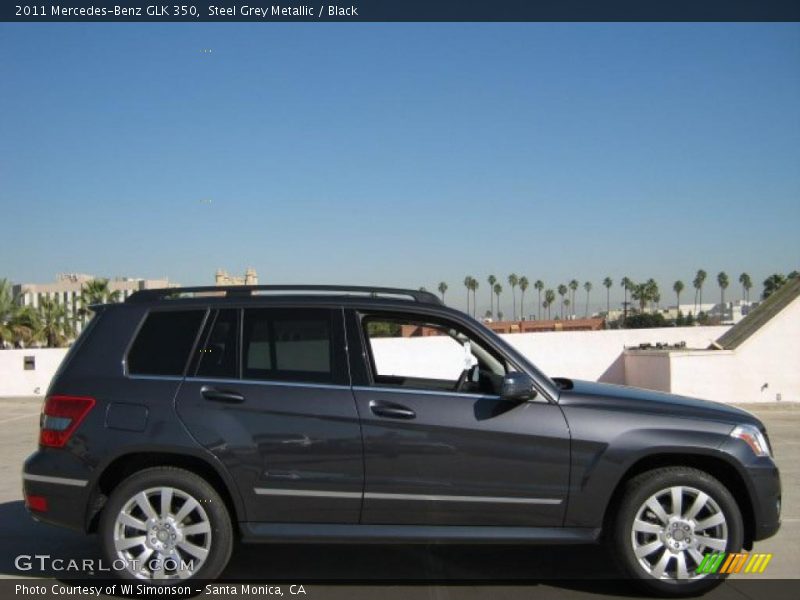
left=508, top=274, right=519, bottom=320
left=718, top=271, right=729, bottom=308
left=631, top=282, right=650, bottom=312
left=544, top=289, right=556, bottom=320
left=438, top=281, right=448, bottom=303
left=568, top=279, right=579, bottom=318
left=519, top=277, right=529, bottom=320
left=739, top=272, right=752, bottom=302
left=463, top=276, right=472, bottom=316
left=34, top=297, right=76, bottom=348
left=534, top=280, right=544, bottom=320
left=0, top=279, right=14, bottom=345
left=487, top=275, right=497, bottom=318
left=694, top=269, right=707, bottom=312
left=469, top=278, right=480, bottom=318
left=673, top=280, right=685, bottom=314
left=493, top=283, right=503, bottom=318
left=645, top=279, right=659, bottom=312
left=557, top=284, right=568, bottom=319
left=602, top=277, right=613, bottom=316
left=621, top=276, right=632, bottom=319
left=79, top=278, right=121, bottom=322
left=583, top=281, right=592, bottom=317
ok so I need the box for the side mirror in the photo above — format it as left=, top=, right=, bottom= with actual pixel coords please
left=501, top=372, right=537, bottom=402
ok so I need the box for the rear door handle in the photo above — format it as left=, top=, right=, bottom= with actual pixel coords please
left=201, top=385, right=245, bottom=404
left=369, top=400, right=416, bottom=420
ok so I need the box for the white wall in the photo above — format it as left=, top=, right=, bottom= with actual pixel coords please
left=501, top=326, right=729, bottom=384
left=0, top=348, right=68, bottom=398
left=624, top=297, right=800, bottom=404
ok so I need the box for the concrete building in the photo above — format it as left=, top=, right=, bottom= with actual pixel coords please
left=626, top=277, right=800, bottom=403
left=215, top=268, right=258, bottom=286
left=13, top=273, right=176, bottom=333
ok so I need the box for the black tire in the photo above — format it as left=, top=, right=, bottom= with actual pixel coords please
left=99, top=466, right=233, bottom=582
left=609, top=466, right=744, bottom=597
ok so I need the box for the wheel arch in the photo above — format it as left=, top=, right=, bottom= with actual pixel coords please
left=86, top=450, right=244, bottom=534
left=602, top=452, right=756, bottom=549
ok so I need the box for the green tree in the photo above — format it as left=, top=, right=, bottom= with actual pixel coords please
left=508, top=274, right=519, bottom=320
left=557, top=284, right=568, bottom=319
left=602, top=277, right=613, bottom=316
left=583, top=281, right=592, bottom=317
left=534, top=279, right=544, bottom=320
left=0, top=278, right=16, bottom=346
left=437, top=281, right=448, bottom=303
left=621, top=276, right=633, bottom=319
left=568, top=279, right=579, bottom=318
left=463, top=276, right=473, bottom=316
left=519, top=276, right=529, bottom=320
left=762, top=273, right=787, bottom=300
left=717, top=271, right=729, bottom=307
left=739, top=272, right=752, bottom=302
left=493, top=283, right=503, bottom=319
left=693, top=269, right=707, bottom=312
left=79, top=278, right=121, bottom=321
left=645, top=279, right=659, bottom=312
left=469, top=278, right=479, bottom=318
left=34, top=297, right=76, bottom=348
left=487, top=275, right=497, bottom=318
left=544, top=289, right=556, bottom=320
left=631, top=282, right=651, bottom=312
left=673, top=280, right=685, bottom=314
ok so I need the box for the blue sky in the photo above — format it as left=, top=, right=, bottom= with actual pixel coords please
left=1, top=23, right=798, bottom=313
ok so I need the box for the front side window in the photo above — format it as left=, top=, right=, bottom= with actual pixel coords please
left=242, top=308, right=336, bottom=383
left=127, top=310, right=205, bottom=376
left=362, top=315, right=507, bottom=395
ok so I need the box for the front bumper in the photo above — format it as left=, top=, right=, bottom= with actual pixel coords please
left=720, top=437, right=782, bottom=542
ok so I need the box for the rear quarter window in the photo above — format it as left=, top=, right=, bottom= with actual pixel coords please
left=127, top=310, right=205, bottom=376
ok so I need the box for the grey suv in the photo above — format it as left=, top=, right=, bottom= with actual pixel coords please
left=22, top=285, right=781, bottom=595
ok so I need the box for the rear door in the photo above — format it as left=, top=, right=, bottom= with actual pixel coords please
left=175, top=305, right=363, bottom=523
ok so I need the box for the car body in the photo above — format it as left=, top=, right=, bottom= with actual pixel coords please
left=22, top=285, right=781, bottom=594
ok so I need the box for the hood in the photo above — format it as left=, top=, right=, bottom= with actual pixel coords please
left=556, top=378, right=761, bottom=427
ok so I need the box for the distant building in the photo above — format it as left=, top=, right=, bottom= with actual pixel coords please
left=13, top=273, right=176, bottom=332
left=215, top=268, right=258, bottom=286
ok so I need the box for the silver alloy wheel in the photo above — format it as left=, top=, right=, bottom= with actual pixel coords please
left=112, top=486, right=212, bottom=580
left=631, top=485, right=728, bottom=581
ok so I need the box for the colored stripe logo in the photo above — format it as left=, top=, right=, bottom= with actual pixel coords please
left=696, top=552, right=773, bottom=574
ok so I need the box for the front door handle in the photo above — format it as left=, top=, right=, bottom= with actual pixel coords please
left=369, top=400, right=416, bottom=420
left=201, top=385, right=245, bottom=404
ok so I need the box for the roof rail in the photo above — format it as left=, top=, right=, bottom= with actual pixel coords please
left=126, top=284, right=443, bottom=306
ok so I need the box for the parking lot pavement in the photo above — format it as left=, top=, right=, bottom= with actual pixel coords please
left=1, top=397, right=798, bottom=599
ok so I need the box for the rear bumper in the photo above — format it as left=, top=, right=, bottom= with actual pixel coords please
left=22, top=450, right=93, bottom=532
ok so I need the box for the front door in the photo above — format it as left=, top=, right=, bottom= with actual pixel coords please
left=349, top=310, right=571, bottom=527
left=175, top=306, right=363, bottom=524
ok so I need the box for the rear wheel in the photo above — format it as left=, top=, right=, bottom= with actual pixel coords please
left=99, top=467, right=233, bottom=582
left=610, top=466, right=743, bottom=596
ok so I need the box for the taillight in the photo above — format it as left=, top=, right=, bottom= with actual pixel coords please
left=25, top=494, right=48, bottom=512
left=39, top=395, right=96, bottom=448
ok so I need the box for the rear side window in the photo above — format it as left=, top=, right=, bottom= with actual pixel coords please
left=127, top=310, right=205, bottom=376
left=242, top=308, right=336, bottom=383
left=196, top=309, right=239, bottom=379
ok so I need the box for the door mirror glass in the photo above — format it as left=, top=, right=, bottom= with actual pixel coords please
left=501, top=372, right=537, bottom=402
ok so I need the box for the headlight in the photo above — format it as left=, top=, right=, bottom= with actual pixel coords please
left=730, top=424, right=772, bottom=457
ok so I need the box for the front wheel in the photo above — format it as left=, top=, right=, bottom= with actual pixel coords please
left=610, top=466, right=744, bottom=597
left=99, top=467, right=233, bottom=582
